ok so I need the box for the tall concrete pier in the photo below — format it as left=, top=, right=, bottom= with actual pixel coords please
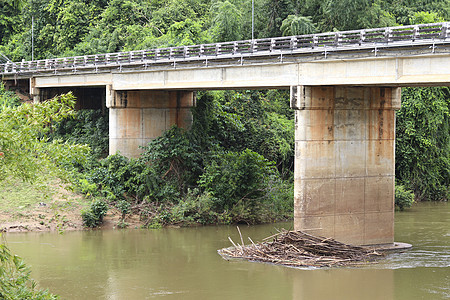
left=292, top=86, right=401, bottom=245
left=106, top=88, right=194, bottom=157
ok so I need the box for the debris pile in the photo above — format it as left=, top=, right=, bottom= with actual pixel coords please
left=218, top=228, right=384, bottom=268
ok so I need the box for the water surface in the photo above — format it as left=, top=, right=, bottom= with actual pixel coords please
left=6, top=202, right=449, bottom=299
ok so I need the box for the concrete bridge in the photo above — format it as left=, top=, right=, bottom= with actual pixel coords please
left=2, top=22, right=449, bottom=246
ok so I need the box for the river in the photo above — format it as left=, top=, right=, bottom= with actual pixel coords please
left=5, top=202, right=449, bottom=299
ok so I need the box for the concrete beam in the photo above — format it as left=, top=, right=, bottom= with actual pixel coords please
left=30, top=53, right=449, bottom=90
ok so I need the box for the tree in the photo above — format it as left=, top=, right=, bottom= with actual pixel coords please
left=0, top=92, right=89, bottom=182
left=280, top=15, right=316, bottom=36
left=210, top=0, right=242, bottom=41
left=259, top=0, right=293, bottom=37
left=396, top=87, right=449, bottom=201
left=0, top=0, right=25, bottom=44
left=321, top=0, right=371, bottom=30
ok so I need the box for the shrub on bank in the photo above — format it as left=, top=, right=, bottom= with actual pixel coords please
left=395, top=184, right=415, bottom=211
left=81, top=199, right=108, bottom=227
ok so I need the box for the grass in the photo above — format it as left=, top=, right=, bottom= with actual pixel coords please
left=0, top=174, right=89, bottom=229
left=0, top=179, right=53, bottom=213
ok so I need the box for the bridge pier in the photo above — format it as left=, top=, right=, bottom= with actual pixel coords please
left=292, top=86, right=401, bottom=245
left=106, top=87, right=194, bottom=157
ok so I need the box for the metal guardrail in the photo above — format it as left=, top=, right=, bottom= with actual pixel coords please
left=1, top=22, right=449, bottom=76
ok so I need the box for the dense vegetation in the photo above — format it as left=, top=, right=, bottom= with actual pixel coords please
left=59, top=90, right=295, bottom=227
left=0, top=85, right=89, bottom=183
left=1, top=0, right=449, bottom=227
left=396, top=87, right=449, bottom=202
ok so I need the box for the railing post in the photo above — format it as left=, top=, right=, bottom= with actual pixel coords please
left=291, top=36, right=297, bottom=50
left=440, top=22, right=449, bottom=39
left=270, top=38, right=275, bottom=52
left=413, top=25, right=419, bottom=41
left=359, top=30, right=365, bottom=46
left=334, top=32, right=341, bottom=47
left=312, top=35, right=318, bottom=48
left=384, top=28, right=392, bottom=43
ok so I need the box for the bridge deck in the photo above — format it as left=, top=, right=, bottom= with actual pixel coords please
left=1, top=23, right=449, bottom=77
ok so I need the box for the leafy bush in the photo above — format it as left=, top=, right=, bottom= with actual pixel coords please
left=0, top=93, right=88, bottom=183
left=140, top=126, right=203, bottom=194
left=199, top=149, right=277, bottom=222
left=116, top=200, right=131, bottom=220
left=0, top=237, right=58, bottom=299
left=69, top=90, right=296, bottom=226
left=0, top=83, right=21, bottom=111
left=170, top=189, right=230, bottom=225
left=81, top=200, right=108, bottom=227
left=395, top=185, right=415, bottom=211
left=50, top=109, right=109, bottom=159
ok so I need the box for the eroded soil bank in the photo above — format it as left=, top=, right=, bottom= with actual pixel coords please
left=0, top=179, right=144, bottom=233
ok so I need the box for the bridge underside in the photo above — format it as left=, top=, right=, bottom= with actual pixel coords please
left=2, top=80, right=403, bottom=245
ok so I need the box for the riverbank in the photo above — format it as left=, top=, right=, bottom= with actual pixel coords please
left=0, top=178, right=88, bottom=232
left=0, top=178, right=149, bottom=233
left=0, top=177, right=292, bottom=233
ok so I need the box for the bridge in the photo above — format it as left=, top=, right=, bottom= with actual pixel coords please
left=2, top=22, right=449, bottom=246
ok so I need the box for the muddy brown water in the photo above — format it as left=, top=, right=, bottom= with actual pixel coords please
left=5, top=202, right=449, bottom=299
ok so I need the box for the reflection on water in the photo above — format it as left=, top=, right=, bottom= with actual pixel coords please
left=6, top=202, right=449, bottom=300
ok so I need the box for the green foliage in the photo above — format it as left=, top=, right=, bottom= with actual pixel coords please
left=116, top=200, right=131, bottom=219
left=0, top=83, right=21, bottom=110
left=170, top=189, right=230, bottom=225
left=0, top=0, right=23, bottom=45
left=140, top=126, right=204, bottom=197
left=409, top=11, right=444, bottom=24
left=49, top=109, right=108, bottom=159
left=396, top=87, right=449, bottom=201
left=70, top=89, right=295, bottom=225
left=199, top=149, right=276, bottom=214
left=395, top=184, right=415, bottom=211
left=321, top=0, right=371, bottom=30
left=193, top=90, right=294, bottom=175
left=1, top=0, right=449, bottom=60
left=81, top=199, right=108, bottom=228
left=0, top=236, right=58, bottom=299
left=210, top=0, right=242, bottom=41
left=0, top=93, right=90, bottom=182
left=281, top=15, right=316, bottom=36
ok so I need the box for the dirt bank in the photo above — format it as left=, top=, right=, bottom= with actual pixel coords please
left=0, top=179, right=147, bottom=233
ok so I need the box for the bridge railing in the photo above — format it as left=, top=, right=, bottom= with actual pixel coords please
left=1, top=22, right=449, bottom=75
